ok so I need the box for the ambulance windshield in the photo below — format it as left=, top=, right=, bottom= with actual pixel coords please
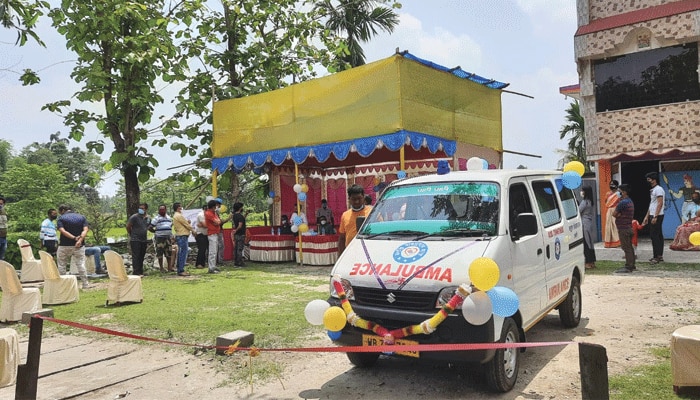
left=359, top=182, right=500, bottom=238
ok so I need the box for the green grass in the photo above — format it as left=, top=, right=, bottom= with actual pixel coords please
left=585, top=259, right=700, bottom=274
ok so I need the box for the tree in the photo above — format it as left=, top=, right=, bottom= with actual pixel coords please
left=558, top=100, right=590, bottom=173
left=0, top=0, right=48, bottom=46
left=0, top=139, right=11, bottom=173
left=315, top=0, right=399, bottom=67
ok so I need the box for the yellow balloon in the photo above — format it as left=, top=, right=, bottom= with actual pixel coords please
left=323, top=306, right=347, bottom=331
left=563, top=161, right=585, bottom=177
left=690, top=231, right=700, bottom=246
left=298, top=223, right=309, bottom=233
left=219, top=204, right=227, bottom=213
left=468, top=257, right=500, bottom=292
left=301, top=183, right=309, bottom=193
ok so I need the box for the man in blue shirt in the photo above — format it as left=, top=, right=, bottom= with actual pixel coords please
left=40, top=208, right=58, bottom=256
left=150, top=204, right=174, bottom=272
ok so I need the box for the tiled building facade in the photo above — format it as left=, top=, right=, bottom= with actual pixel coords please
left=574, top=0, right=700, bottom=237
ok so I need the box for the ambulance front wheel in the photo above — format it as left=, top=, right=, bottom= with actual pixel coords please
left=484, top=317, right=519, bottom=392
left=346, top=351, right=380, bottom=367
left=558, top=275, right=581, bottom=328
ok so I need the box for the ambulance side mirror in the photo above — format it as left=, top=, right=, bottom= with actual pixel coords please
left=512, top=213, right=537, bottom=240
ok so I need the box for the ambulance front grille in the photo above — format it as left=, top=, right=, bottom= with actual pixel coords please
left=352, top=287, right=437, bottom=311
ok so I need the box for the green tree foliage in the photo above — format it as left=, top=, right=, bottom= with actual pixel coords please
left=0, top=159, right=72, bottom=232
left=315, top=0, right=400, bottom=67
left=0, top=0, right=48, bottom=46
left=558, top=100, right=590, bottom=173
left=0, top=139, right=12, bottom=173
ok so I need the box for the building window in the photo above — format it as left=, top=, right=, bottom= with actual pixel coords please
left=594, top=43, right=700, bottom=112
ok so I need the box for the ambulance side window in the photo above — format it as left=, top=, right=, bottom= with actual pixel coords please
left=509, top=183, right=533, bottom=225
left=532, top=181, right=562, bottom=228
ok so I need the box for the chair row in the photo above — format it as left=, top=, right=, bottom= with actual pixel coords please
left=0, top=250, right=143, bottom=322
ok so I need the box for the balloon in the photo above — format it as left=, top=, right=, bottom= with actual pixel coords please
left=291, top=225, right=299, bottom=233
left=487, top=286, right=520, bottom=317
left=469, top=257, right=500, bottom=292
left=466, top=157, right=484, bottom=171
left=482, top=159, right=489, bottom=170
left=323, top=306, right=347, bottom=331
left=304, top=299, right=330, bottom=325
left=327, top=330, right=342, bottom=340
left=292, top=216, right=303, bottom=226
left=555, top=178, right=564, bottom=192
left=397, top=170, right=407, bottom=179
left=293, top=184, right=302, bottom=193
left=269, top=191, right=275, bottom=198
left=561, top=171, right=582, bottom=189
left=462, top=291, right=493, bottom=325
left=205, top=195, right=214, bottom=202
left=488, top=163, right=497, bottom=170
left=297, top=192, right=307, bottom=202
left=298, top=223, right=309, bottom=233
left=266, top=197, right=274, bottom=205
left=564, top=161, right=585, bottom=176
left=301, top=183, right=309, bottom=193
left=690, top=231, right=700, bottom=246
left=219, top=204, right=227, bottom=213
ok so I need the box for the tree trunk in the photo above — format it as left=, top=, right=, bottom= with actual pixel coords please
left=124, top=164, right=141, bottom=216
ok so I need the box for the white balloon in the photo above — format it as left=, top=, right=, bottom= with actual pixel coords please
left=291, top=224, right=299, bottom=233
left=462, top=291, right=493, bottom=325
left=266, top=197, right=274, bottom=205
left=205, top=195, right=214, bottom=202
left=293, top=184, right=302, bottom=193
left=466, top=157, right=484, bottom=171
left=304, top=299, right=330, bottom=325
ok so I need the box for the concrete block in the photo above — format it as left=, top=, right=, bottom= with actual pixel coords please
left=216, top=330, right=254, bottom=355
left=21, top=309, right=54, bottom=325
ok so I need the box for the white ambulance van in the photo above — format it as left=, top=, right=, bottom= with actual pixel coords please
left=328, top=169, right=584, bottom=392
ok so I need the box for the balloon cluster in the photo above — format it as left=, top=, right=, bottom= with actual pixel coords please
left=304, top=299, right=347, bottom=338
left=267, top=191, right=275, bottom=205
left=561, top=161, right=585, bottom=189
left=466, top=157, right=493, bottom=171
left=292, top=182, right=309, bottom=203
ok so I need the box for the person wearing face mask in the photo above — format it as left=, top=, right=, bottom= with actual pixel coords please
left=579, top=187, right=597, bottom=270
left=315, top=199, right=334, bottom=230
left=126, top=203, right=150, bottom=276
left=603, top=179, right=621, bottom=248
left=317, top=215, right=334, bottom=235
left=149, top=204, right=175, bottom=272
left=0, top=196, right=7, bottom=260
left=613, top=184, right=636, bottom=273
left=643, top=172, right=665, bottom=263
left=40, top=208, right=59, bottom=257
left=337, top=184, right=372, bottom=256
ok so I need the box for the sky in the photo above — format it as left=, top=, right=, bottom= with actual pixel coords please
left=0, top=0, right=579, bottom=196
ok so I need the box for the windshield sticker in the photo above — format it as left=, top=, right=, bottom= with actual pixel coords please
left=383, top=183, right=498, bottom=199
left=393, top=242, right=428, bottom=263
left=348, top=263, right=453, bottom=283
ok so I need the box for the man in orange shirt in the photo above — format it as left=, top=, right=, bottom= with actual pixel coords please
left=338, top=184, right=372, bottom=256
left=204, top=199, right=221, bottom=274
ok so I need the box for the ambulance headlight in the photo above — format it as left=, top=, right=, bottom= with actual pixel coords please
left=436, top=286, right=460, bottom=309
left=330, top=277, right=355, bottom=300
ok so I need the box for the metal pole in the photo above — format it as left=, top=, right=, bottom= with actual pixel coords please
left=16, top=316, right=43, bottom=400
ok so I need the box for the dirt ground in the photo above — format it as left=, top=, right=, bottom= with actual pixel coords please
left=3, top=267, right=698, bottom=400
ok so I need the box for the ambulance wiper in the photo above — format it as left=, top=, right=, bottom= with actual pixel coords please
left=364, top=230, right=427, bottom=239
left=416, top=228, right=492, bottom=240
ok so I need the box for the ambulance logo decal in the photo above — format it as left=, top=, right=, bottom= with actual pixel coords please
left=393, top=242, right=428, bottom=263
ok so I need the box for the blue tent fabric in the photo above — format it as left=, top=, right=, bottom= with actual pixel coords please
left=211, top=130, right=456, bottom=173
left=401, top=52, right=509, bottom=90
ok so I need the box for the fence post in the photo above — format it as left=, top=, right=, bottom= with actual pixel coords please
left=15, top=316, right=43, bottom=400
left=579, top=342, right=609, bottom=400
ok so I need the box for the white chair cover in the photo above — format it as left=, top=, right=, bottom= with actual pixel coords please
left=39, top=251, right=79, bottom=305
left=0, top=328, right=19, bottom=388
left=104, top=250, right=143, bottom=305
left=16, top=239, right=43, bottom=282
left=0, top=261, right=41, bottom=322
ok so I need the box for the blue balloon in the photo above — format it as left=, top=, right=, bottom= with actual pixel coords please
left=397, top=170, right=407, bottom=179
left=292, top=216, right=303, bottom=226
left=562, top=171, right=582, bottom=189
left=482, top=159, right=489, bottom=169
left=486, top=286, right=520, bottom=317
left=327, top=330, right=342, bottom=341
left=555, top=178, right=564, bottom=192
left=269, top=191, right=275, bottom=198
left=298, top=192, right=307, bottom=202
left=544, top=187, right=552, bottom=195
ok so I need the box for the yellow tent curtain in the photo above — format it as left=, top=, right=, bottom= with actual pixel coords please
left=212, top=53, right=503, bottom=164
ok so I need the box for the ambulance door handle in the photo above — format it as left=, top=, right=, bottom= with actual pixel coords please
left=545, top=245, right=550, bottom=258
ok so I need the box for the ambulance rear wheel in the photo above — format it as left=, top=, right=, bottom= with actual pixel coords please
left=484, top=317, right=519, bottom=392
left=559, top=276, right=581, bottom=328
left=346, top=352, right=380, bottom=367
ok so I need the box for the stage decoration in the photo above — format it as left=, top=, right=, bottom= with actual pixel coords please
left=561, top=171, right=582, bottom=189
left=301, top=183, right=309, bottom=193
left=563, top=161, right=585, bottom=176
left=481, top=159, right=489, bottom=170
left=304, top=299, right=330, bottom=325
left=689, top=231, right=700, bottom=246
left=293, top=184, right=302, bottom=193
left=298, top=192, right=307, bottom=202
left=437, top=160, right=450, bottom=175
left=298, top=223, right=309, bottom=233
left=292, top=216, right=303, bottom=226
left=291, top=225, right=299, bottom=233
left=397, top=170, right=407, bottom=179
left=488, top=163, right=497, bottom=169
left=266, top=197, right=274, bottom=205
left=269, top=191, right=276, bottom=198
left=469, top=257, right=500, bottom=291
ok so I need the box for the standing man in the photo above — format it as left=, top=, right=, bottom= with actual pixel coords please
left=56, top=204, right=90, bottom=289
left=316, top=199, right=334, bottom=227
left=172, top=202, right=196, bottom=276
left=150, top=204, right=174, bottom=272
left=614, top=184, right=636, bottom=273
left=204, top=199, right=221, bottom=274
left=0, top=196, right=7, bottom=260
left=338, top=184, right=373, bottom=256
left=231, top=202, right=247, bottom=267
left=194, top=204, right=208, bottom=269
left=214, top=198, right=232, bottom=263
left=40, top=208, right=59, bottom=257
left=126, top=203, right=150, bottom=276
left=643, top=172, right=665, bottom=264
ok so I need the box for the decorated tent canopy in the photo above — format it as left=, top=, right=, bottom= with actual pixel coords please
left=211, top=52, right=508, bottom=173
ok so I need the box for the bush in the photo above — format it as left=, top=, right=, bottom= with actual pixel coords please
left=2, top=231, right=42, bottom=269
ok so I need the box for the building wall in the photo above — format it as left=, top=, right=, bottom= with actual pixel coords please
left=588, top=0, right=674, bottom=20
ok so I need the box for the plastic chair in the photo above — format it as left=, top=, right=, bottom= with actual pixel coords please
left=103, top=250, right=143, bottom=306
left=0, top=261, right=41, bottom=322
left=38, top=251, right=79, bottom=305
left=16, top=239, right=44, bottom=283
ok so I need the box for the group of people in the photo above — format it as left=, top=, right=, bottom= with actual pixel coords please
left=580, top=172, right=675, bottom=274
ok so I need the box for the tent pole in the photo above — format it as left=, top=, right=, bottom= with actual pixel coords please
left=400, top=146, right=405, bottom=171
left=212, top=169, right=218, bottom=197
left=295, top=163, right=304, bottom=266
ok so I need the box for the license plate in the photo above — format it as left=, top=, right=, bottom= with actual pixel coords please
left=362, top=334, right=419, bottom=358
